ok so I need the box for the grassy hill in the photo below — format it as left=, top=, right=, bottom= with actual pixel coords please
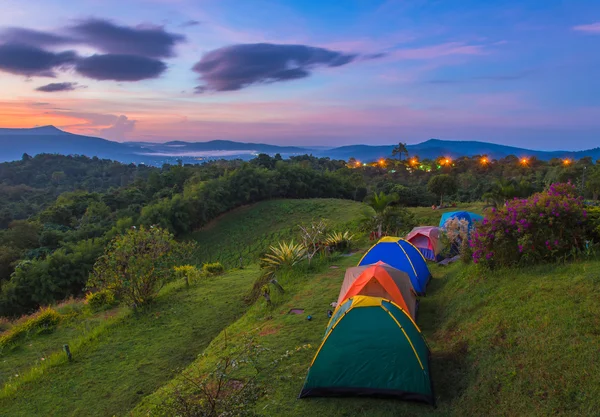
left=187, top=199, right=366, bottom=267
left=0, top=268, right=258, bottom=416
left=132, top=256, right=600, bottom=417
left=3, top=197, right=599, bottom=416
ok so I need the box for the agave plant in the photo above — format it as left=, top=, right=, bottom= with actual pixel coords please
left=324, top=231, right=354, bottom=252
left=260, top=240, right=306, bottom=274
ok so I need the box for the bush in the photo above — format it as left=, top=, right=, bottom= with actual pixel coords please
left=260, top=240, right=306, bottom=279
left=174, top=265, right=203, bottom=285
left=324, top=231, right=354, bottom=252
left=585, top=206, right=600, bottom=240
left=202, top=262, right=225, bottom=276
left=88, top=226, right=177, bottom=307
left=0, top=307, right=61, bottom=348
left=470, top=183, right=589, bottom=268
left=85, top=290, right=116, bottom=311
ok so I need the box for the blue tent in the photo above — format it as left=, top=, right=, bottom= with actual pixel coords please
left=358, top=237, right=431, bottom=295
left=439, top=211, right=484, bottom=229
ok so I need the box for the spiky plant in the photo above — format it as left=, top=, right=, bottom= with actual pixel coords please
left=260, top=240, right=306, bottom=276
left=324, top=231, right=354, bottom=252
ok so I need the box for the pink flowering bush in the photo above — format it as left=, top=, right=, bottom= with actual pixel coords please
left=470, top=183, right=589, bottom=268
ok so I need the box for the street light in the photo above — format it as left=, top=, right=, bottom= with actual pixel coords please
left=563, top=158, right=571, bottom=166
left=520, top=157, right=529, bottom=166
left=480, top=156, right=489, bottom=165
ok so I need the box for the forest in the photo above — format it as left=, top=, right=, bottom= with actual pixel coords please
left=1, top=151, right=599, bottom=317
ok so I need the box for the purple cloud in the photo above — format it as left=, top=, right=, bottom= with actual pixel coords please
left=180, top=20, right=201, bottom=28
left=0, top=43, right=77, bottom=77
left=75, top=54, right=166, bottom=81
left=0, top=27, right=72, bottom=47
left=193, top=43, right=358, bottom=92
left=69, top=19, right=185, bottom=58
left=573, top=22, right=600, bottom=34
left=36, top=82, right=82, bottom=92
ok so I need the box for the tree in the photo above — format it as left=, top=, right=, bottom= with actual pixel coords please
left=391, top=142, right=408, bottom=161
left=366, top=192, right=398, bottom=237
left=586, top=165, right=600, bottom=200
left=482, top=178, right=532, bottom=207
left=427, top=174, right=457, bottom=205
left=88, top=226, right=177, bottom=307
left=298, top=220, right=327, bottom=265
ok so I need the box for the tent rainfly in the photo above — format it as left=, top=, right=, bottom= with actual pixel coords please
left=439, top=211, right=483, bottom=229
left=337, top=262, right=418, bottom=318
left=358, top=237, right=431, bottom=295
left=406, top=226, right=444, bottom=261
left=299, top=296, right=434, bottom=405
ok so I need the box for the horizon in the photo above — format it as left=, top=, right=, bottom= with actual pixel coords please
left=1, top=1, right=600, bottom=150
left=4, top=124, right=599, bottom=154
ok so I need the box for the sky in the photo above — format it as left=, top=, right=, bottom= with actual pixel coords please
left=1, top=0, right=600, bottom=150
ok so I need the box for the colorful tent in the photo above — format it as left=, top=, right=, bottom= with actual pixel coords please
left=337, top=262, right=417, bottom=318
left=358, top=237, right=431, bottom=295
left=299, top=296, right=434, bottom=405
left=406, top=226, right=444, bottom=261
left=439, top=211, right=483, bottom=229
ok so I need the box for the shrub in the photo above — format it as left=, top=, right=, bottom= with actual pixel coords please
left=202, top=262, right=225, bottom=276
left=174, top=265, right=203, bottom=286
left=88, top=226, right=177, bottom=307
left=260, top=240, right=306, bottom=278
left=0, top=307, right=61, bottom=348
left=0, top=316, right=10, bottom=333
left=298, top=220, right=328, bottom=265
left=470, top=183, right=589, bottom=268
left=324, top=231, right=354, bottom=252
left=585, top=206, right=600, bottom=240
left=85, top=290, right=116, bottom=311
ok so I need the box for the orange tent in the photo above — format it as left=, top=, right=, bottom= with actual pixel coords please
left=337, top=262, right=417, bottom=318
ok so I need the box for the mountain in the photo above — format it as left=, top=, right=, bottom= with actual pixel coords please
left=1, top=126, right=599, bottom=165
left=0, top=126, right=138, bottom=163
left=134, top=140, right=310, bottom=154
left=321, top=139, right=600, bottom=161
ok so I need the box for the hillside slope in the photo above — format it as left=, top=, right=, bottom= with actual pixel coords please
left=134, top=256, right=600, bottom=416
left=188, top=199, right=366, bottom=267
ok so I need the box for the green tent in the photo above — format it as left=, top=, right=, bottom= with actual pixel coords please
left=299, top=295, right=434, bottom=405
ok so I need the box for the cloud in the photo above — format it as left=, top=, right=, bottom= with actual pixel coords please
left=180, top=20, right=201, bottom=28
left=193, top=43, right=358, bottom=92
left=0, top=27, right=72, bottom=47
left=1, top=20, right=185, bottom=58
left=69, top=18, right=185, bottom=58
left=35, top=82, right=83, bottom=92
left=75, top=54, right=167, bottom=81
left=427, top=70, right=534, bottom=84
left=0, top=19, right=183, bottom=82
left=99, top=115, right=136, bottom=140
left=391, top=42, right=485, bottom=60
left=573, top=22, right=600, bottom=34
left=45, top=110, right=137, bottom=140
left=0, top=43, right=77, bottom=77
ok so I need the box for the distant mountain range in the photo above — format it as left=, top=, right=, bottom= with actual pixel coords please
left=1, top=126, right=599, bottom=166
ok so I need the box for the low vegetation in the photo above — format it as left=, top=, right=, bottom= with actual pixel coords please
left=2, top=148, right=600, bottom=416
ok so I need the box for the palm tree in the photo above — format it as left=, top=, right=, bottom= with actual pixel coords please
left=391, top=142, right=408, bottom=161
left=482, top=179, right=531, bottom=207
left=366, top=192, right=398, bottom=237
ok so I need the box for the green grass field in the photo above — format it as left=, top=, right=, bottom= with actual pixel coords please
left=408, top=202, right=486, bottom=226
left=187, top=198, right=367, bottom=267
left=0, top=267, right=259, bottom=417
left=133, top=255, right=600, bottom=417
left=0, top=303, right=127, bottom=387
left=3, top=198, right=600, bottom=416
